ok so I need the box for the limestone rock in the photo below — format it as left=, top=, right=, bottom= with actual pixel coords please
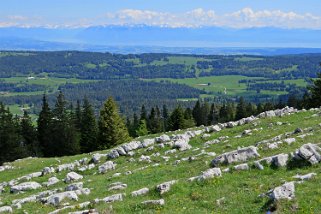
left=142, top=199, right=165, bottom=206
left=65, top=182, right=83, bottom=191
left=155, top=134, right=171, bottom=143
left=270, top=182, right=295, bottom=200
left=0, top=206, right=12, bottom=213
left=42, top=167, right=55, bottom=176
left=122, top=141, right=142, bottom=153
left=64, top=172, right=83, bottom=183
left=234, top=163, right=249, bottom=171
left=293, top=173, right=316, bottom=181
left=131, top=188, right=149, bottom=197
left=99, top=161, right=116, bottom=174
left=173, top=139, right=191, bottom=151
left=91, top=153, right=106, bottom=164
left=45, top=177, right=60, bottom=187
left=156, top=180, right=177, bottom=194
left=102, top=193, right=123, bottom=203
left=211, top=146, right=260, bottom=166
left=11, top=181, right=42, bottom=193
left=46, top=191, right=79, bottom=206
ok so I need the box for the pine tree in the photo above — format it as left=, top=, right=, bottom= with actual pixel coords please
left=162, top=105, right=169, bottom=131
left=37, top=94, right=52, bottom=156
left=168, top=106, right=185, bottom=131
left=51, top=91, right=80, bottom=156
left=235, top=97, right=247, bottom=120
left=75, top=100, right=82, bottom=131
left=308, top=72, right=321, bottom=107
left=80, top=97, right=98, bottom=153
left=200, top=101, right=210, bottom=125
left=140, top=105, right=147, bottom=121
left=0, top=103, right=24, bottom=164
left=98, top=97, right=131, bottom=149
left=208, top=103, right=219, bottom=125
left=20, top=111, right=39, bottom=156
left=192, top=100, right=202, bottom=126
left=136, top=119, right=148, bottom=136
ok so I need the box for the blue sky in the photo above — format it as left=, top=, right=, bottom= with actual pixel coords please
left=1, top=0, right=321, bottom=28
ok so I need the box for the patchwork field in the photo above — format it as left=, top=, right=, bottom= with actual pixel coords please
left=1, top=107, right=321, bottom=213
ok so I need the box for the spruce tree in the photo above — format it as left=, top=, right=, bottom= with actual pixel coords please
left=192, top=100, right=202, bottom=126
left=20, top=111, right=39, bottom=156
left=235, top=97, right=247, bottom=120
left=308, top=73, right=321, bottom=107
left=37, top=94, right=52, bottom=156
left=208, top=103, right=219, bottom=125
left=80, top=97, right=98, bottom=153
left=0, top=103, right=24, bottom=164
left=200, top=101, right=210, bottom=125
left=162, top=105, right=169, bottom=131
left=136, top=119, right=148, bottom=136
left=98, top=97, right=131, bottom=149
left=75, top=100, right=82, bottom=131
left=51, top=91, right=80, bottom=156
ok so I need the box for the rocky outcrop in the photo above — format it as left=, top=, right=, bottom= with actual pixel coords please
left=64, top=172, right=83, bottom=183
left=11, top=182, right=42, bottom=193
left=142, top=199, right=165, bottom=206
left=156, top=180, right=177, bottom=194
left=211, top=146, right=260, bottom=166
left=98, top=161, right=116, bottom=174
left=131, top=188, right=149, bottom=197
left=270, top=182, right=295, bottom=201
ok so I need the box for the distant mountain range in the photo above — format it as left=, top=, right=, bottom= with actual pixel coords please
left=1, top=26, right=321, bottom=55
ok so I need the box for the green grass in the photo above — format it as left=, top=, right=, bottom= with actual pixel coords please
left=145, top=75, right=309, bottom=99
left=1, top=110, right=321, bottom=213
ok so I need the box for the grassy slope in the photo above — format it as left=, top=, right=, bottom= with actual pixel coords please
left=1, top=109, right=321, bottom=213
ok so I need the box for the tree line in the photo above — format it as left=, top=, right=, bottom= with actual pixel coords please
left=1, top=72, right=321, bottom=165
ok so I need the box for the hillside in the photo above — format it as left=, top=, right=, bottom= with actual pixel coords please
left=1, top=107, right=321, bottom=213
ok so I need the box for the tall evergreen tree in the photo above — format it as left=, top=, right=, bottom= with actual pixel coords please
left=308, top=72, right=321, bottom=107
left=162, top=105, right=169, bottom=131
left=37, top=94, right=52, bottom=156
left=140, top=105, right=147, bottom=121
left=80, top=97, right=98, bottom=153
left=192, top=100, right=202, bottom=126
left=200, top=101, right=210, bottom=125
left=51, top=91, right=80, bottom=156
left=98, top=97, right=131, bottom=149
left=136, top=119, right=148, bottom=136
left=235, top=97, right=247, bottom=120
left=208, top=103, right=219, bottom=125
left=75, top=100, right=82, bottom=131
left=0, top=103, right=24, bottom=164
left=20, top=111, right=39, bottom=156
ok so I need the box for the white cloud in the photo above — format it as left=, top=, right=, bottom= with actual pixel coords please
left=1, top=8, right=321, bottom=29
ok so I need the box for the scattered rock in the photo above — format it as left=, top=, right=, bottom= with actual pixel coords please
left=139, top=155, right=151, bottom=163
left=45, top=177, right=60, bottom=187
left=99, top=161, right=116, bottom=174
left=234, top=163, right=249, bottom=171
left=293, top=173, right=316, bottom=181
left=296, top=143, right=321, bottom=164
left=173, top=139, right=191, bottom=151
left=131, top=188, right=149, bottom=197
left=108, top=183, right=127, bottom=191
left=156, top=134, right=171, bottom=143
left=211, top=146, right=260, bottom=166
left=64, top=172, right=83, bottom=183
left=272, top=153, right=289, bottom=167
left=254, top=161, right=264, bottom=170
left=0, top=206, right=12, bottom=213
left=142, top=199, right=165, bottom=206
left=270, top=182, right=295, bottom=201
left=46, top=191, right=79, bottom=206
left=42, top=167, right=55, bottom=176
left=102, top=193, right=123, bottom=203
left=284, top=138, right=296, bottom=145
left=11, top=181, right=42, bottom=193
left=293, top=128, right=303, bottom=134
left=156, top=180, right=177, bottom=194
left=122, top=141, right=142, bottom=153
left=65, top=182, right=83, bottom=191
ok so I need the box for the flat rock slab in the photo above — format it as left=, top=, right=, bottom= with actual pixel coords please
left=11, top=181, right=42, bottom=193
